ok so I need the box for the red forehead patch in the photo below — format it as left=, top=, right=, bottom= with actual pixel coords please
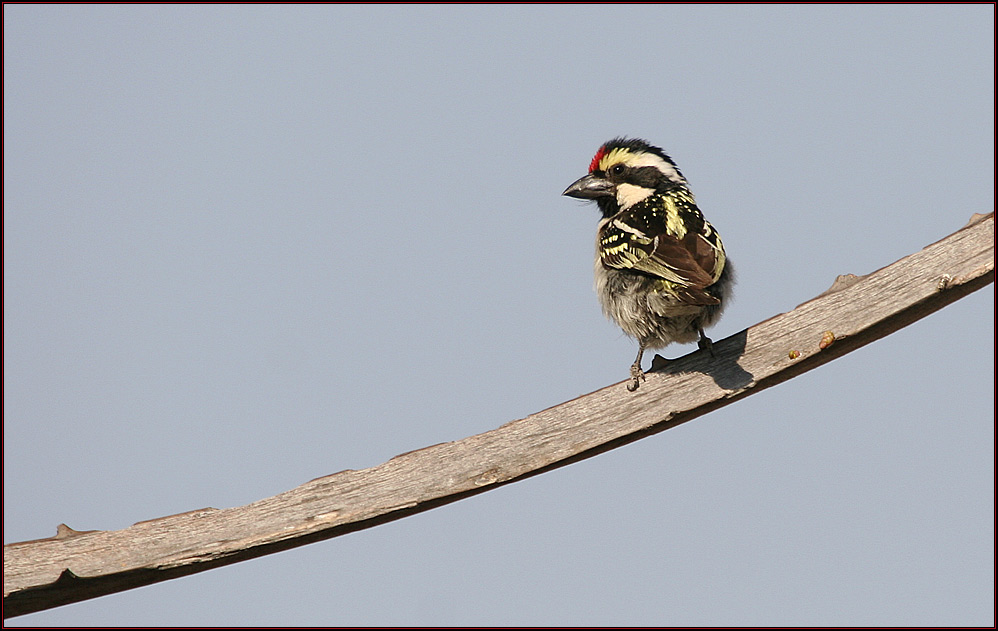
left=589, top=145, right=607, bottom=173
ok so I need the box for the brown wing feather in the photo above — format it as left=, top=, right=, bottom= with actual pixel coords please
left=644, top=235, right=714, bottom=285
left=598, top=193, right=723, bottom=307
left=641, top=235, right=719, bottom=305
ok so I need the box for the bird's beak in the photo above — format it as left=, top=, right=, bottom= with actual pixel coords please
left=563, top=173, right=615, bottom=199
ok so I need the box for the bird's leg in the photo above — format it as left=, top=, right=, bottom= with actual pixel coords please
left=697, top=327, right=715, bottom=357
left=627, top=342, right=647, bottom=392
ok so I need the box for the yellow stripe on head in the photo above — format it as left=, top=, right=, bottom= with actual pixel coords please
left=593, top=147, right=685, bottom=184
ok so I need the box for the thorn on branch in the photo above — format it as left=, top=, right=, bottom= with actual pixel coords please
left=54, top=524, right=97, bottom=540
left=964, top=212, right=990, bottom=228
left=53, top=568, right=80, bottom=585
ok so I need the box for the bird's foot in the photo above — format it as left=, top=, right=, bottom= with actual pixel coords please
left=627, top=362, right=646, bottom=392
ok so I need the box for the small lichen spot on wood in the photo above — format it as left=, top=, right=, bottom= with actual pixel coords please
left=312, top=511, right=341, bottom=523
left=474, top=469, right=502, bottom=486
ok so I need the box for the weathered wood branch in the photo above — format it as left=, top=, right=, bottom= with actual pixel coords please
left=4, top=213, right=994, bottom=619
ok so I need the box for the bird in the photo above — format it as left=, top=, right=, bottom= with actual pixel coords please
left=563, top=137, right=732, bottom=391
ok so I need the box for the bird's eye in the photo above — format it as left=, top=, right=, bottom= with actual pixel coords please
left=609, top=164, right=625, bottom=176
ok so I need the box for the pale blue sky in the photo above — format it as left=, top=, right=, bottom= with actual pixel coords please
left=4, top=4, right=994, bottom=626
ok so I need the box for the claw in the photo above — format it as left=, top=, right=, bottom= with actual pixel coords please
left=627, top=362, right=646, bottom=392
left=627, top=342, right=649, bottom=392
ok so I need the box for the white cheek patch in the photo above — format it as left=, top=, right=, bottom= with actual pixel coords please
left=616, top=183, right=655, bottom=210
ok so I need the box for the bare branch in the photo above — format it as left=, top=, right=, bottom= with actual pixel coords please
left=4, top=213, right=994, bottom=619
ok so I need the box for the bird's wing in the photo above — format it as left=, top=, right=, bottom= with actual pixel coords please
left=598, top=194, right=722, bottom=306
